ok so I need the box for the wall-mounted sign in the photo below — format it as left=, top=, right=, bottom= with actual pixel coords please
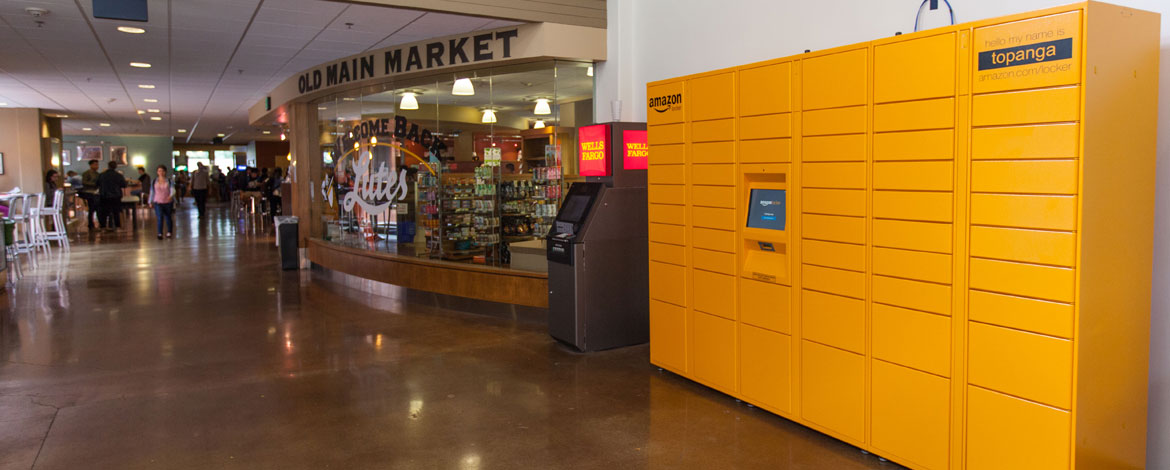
left=622, top=130, right=648, bottom=170
left=250, top=23, right=606, bottom=125
left=578, top=124, right=610, bottom=177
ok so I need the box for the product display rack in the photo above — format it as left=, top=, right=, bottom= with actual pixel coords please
left=440, top=175, right=481, bottom=260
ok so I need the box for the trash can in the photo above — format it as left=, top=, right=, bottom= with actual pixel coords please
left=274, top=216, right=299, bottom=270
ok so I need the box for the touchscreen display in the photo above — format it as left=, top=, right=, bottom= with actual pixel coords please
left=746, top=189, right=786, bottom=231
left=557, top=195, right=591, bottom=223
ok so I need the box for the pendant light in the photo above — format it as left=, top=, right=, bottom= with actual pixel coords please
left=481, top=109, right=497, bottom=123
left=533, top=98, right=551, bottom=115
left=452, top=78, right=475, bottom=96
left=399, top=92, right=418, bottom=110
left=533, top=120, right=546, bottom=129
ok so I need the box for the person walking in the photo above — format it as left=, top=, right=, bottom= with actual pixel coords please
left=81, top=159, right=101, bottom=230
left=97, top=160, right=126, bottom=231
left=150, top=165, right=176, bottom=239
left=191, top=162, right=210, bottom=218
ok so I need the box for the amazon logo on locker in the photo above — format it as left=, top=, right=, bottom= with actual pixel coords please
left=648, top=93, right=682, bottom=113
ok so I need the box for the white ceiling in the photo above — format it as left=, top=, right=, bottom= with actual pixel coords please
left=0, top=0, right=521, bottom=144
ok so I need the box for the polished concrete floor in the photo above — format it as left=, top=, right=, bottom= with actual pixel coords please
left=0, top=201, right=898, bottom=469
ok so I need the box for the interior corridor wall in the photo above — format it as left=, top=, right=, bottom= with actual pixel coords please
left=62, top=135, right=174, bottom=181
left=594, top=0, right=1170, bottom=466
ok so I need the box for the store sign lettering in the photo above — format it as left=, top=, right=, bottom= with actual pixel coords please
left=297, top=29, right=519, bottom=95
left=342, top=151, right=409, bottom=214
left=622, top=130, right=648, bottom=170
left=337, top=116, right=448, bottom=156
left=579, top=124, right=610, bottom=177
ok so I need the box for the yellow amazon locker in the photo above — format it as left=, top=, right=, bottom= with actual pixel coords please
left=646, top=2, right=1158, bottom=469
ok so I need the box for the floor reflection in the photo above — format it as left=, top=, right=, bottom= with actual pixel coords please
left=0, top=198, right=896, bottom=469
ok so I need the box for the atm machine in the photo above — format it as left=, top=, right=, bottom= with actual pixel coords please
left=547, top=122, right=648, bottom=351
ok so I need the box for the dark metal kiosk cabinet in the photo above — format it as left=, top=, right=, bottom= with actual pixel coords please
left=547, top=122, right=648, bottom=351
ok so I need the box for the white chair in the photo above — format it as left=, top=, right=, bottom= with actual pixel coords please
left=37, top=189, right=69, bottom=251
left=27, top=193, right=50, bottom=254
left=9, top=194, right=37, bottom=267
left=4, top=219, right=21, bottom=281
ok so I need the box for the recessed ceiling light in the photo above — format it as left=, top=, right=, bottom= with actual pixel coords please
left=117, top=26, right=146, bottom=34
left=0, top=103, right=7, bottom=106
left=262, top=130, right=271, bottom=134
left=342, top=97, right=355, bottom=101
left=143, top=98, right=158, bottom=103
left=138, top=84, right=155, bottom=89
left=82, top=127, right=92, bottom=131
left=147, top=108, right=160, bottom=113
left=317, top=106, right=327, bottom=110
left=130, top=62, right=151, bottom=68
left=217, top=133, right=226, bottom=137
left=99, top=123, right=111, bottom=127
left=177, top=129, right=187, bottom=133
left=56, top=114, right=69, bottom=118
left=150, top=116, right=162, bottom=121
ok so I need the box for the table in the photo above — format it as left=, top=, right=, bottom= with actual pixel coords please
left=120, top=196, right=140, bottom=227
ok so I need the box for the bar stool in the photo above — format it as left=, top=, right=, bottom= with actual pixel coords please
left=27, top=193, right=50, bottom=254
left=4, top=218, right=21, bottom=280
left=38, top=189, right=69, bottom=251
left=9, top=195, right=37, bottom=267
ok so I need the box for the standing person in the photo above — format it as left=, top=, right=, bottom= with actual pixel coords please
left=135, top=167, right=151, bottom=205
left=43, top=170, right=60, bottom=207
left=266, top=168, right=283, bottom=216
left=97, top=161, right=127, bottom=231
left=150, top=165, right=176, bottom=239
left=81, top=159, right=101, bottom=230
left=191, top=162, right=210, bottom=218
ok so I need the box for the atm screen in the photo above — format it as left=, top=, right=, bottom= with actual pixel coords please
left=746, top=189, right=786, bottom=231
left=557, top=194, right=591, bottom=223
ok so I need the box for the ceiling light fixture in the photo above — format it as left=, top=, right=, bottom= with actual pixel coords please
left=130, top=62, right=151, bottom=68
left=56, top=114, right=68, bottom=118
left=452, top=78, right=475, bottom=96
left=399, top=92, right=419, bottom=110
left=280, top=133, right=286, bottom=141
left=150, top=116, right=162, bottom=121
left=0, top=103, right=7, bottom=106
left=177, top=129, right=187, bottom=133
left=143, top=98, right=157, bottom=103
left=99, top=123, right=111, bottom=127
left=534, top=98, right=551, bottom=115
left=137, top=110, right=145, bottom=114
left=117, top=26, right=145, bottom=34
left=82, top=127, right=92, bottom=131
left=481, top=109, right=497, bottom=124
left=138, top=84, right=154, bottom=89
left=217, top=133, right=225, bottom=137
left=587, top=66, right=594, bottom=77
left=342, top=97, right=355, bottom=101
left=262, top=130, right=271, bottom=135
left=147, top=109, right=160, bottom=113
left=534, top=120, right=546, bottom=129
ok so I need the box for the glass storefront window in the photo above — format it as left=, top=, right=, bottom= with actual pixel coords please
left=311, top=60, right=593, bottom=273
